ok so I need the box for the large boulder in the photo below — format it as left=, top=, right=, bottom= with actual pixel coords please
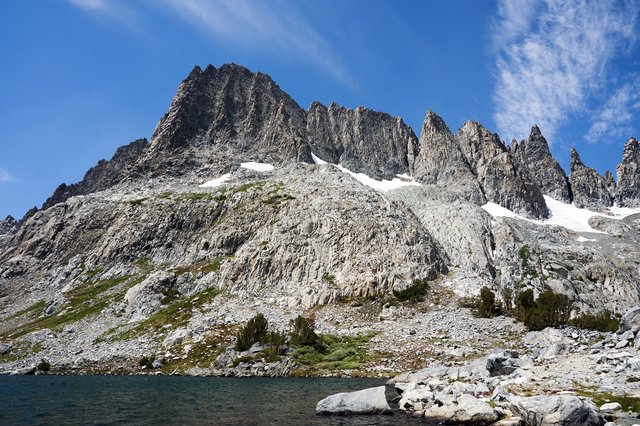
left=618, top=306, right=640, bottom=334
left=124, top=271, right=178, bottom=321
left=316, top=386, right=392, bottom=415
left=423, top=394, right=499, bottom=424
left=510, top=395, right=604, bottom=426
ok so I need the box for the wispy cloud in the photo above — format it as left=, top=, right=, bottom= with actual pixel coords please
left=492, top=0, right=638, bottom=143
left=161, top=0, right=353, bottom=86
left=585, top=76, right=640, bottom=143
left=66, top=0, right=136, bottom=27
left=0, top=168, right=13, bottom=183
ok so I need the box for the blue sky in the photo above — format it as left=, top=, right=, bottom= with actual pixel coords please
left=1, top=0, right=639, bottom=219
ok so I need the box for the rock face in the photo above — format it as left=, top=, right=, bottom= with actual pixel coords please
left=616, top=137, right=640, bottom=207
left=136, top=63, right=312, bottom=177
left=618, top=306, right=640, bottom=334
left=42, top=138, right=148, bottom=209
left=412, top=111, right=486, bottom=205
left=510, top=395, right=604, bottom=426
left=512, top=126, right=572, bottom=203
left=569, top=148, right=613, bottom=209
left=456, top=121, right=548, bottom=218
left=316, top=386, right=392, bottom=415
left=306, top=102, right=419, bottom=180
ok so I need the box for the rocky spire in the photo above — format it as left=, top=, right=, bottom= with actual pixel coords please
left=306, top=102, right=419, bottom=180
left=412, top=111, right=486, bottom=205
left=616, top=137, right=640, bottom=207
left=569, top=147, right=613, bottom=209
left=511, top=125, right=572, bottom=203
left=604, top=170, right=616, bottom=195
left=456, top=121, right=548, bottom=219
left=138, top=63, right=312, bottom=176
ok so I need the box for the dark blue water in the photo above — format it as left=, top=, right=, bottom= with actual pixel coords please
left=0, top=376, right=427, bottom=425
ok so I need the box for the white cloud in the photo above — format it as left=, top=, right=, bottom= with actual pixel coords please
left=161, top=0, right=353, bottom=86
left=66, top=0, right=136, bottom=27
left=67, top=0, right=109, bottom=12
left=585, top=77, right=640, bottom=143
left=0, top=168, right=13, bottom=183
left=492, top=0, right=638, bottom=144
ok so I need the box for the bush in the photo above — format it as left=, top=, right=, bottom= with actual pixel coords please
left=289, top=315, right=320, bottom=348
left=235, top=313, right=269, bottom=351
left=266, top=330, right=287, bottom=355
left=475, top=287, right=502, bottom=317
left=514, top=288, right=535, bottom=322
left=393, top=279, right=429, bottom=303
left=501, top=288, right=514, bottom=312
left=571, top=310, right=620, bottom=332
left=138, top=356, right=155, bottom=369
left=36, top=360, right=50, bottom=372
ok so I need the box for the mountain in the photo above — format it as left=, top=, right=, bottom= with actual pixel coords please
left=1, top=63, right=640, bottom=380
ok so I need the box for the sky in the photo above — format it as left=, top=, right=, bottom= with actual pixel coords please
left=1, top=0, right=639, bottom=219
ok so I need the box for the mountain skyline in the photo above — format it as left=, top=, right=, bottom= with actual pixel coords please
left=1, top=0, right=639, bottom=218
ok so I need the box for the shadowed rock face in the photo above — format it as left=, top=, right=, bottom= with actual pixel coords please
left=135, top=63, right=312, bottom=177
left=412, top=111, right=486, bottom=205
left=456, top=121, right=548, bottom=219
left=306, top=102, right=419, bottom=180
left=42, top=138, right=148, bottom=210
left=616, top=138, right=640, bottom=207
left=569, top=147, right=613, bottom=209
left=512, top=126, right=572, bottom=203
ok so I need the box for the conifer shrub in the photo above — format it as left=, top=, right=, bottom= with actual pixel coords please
left=234, top=313, right=269, bottom=351
left=36, top=359, right=50, bottom=372
left=289, top=315, right=320, bottom=348
left=570, top=310, right=620, bottom=332
left=393, top=279, right=429, bottom=303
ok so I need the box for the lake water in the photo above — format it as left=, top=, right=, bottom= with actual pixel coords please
left=0, top=376, right=428, bottom=425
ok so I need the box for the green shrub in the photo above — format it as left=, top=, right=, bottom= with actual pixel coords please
left=234, top=313, right=269, bottom=351
left=570, top=310, right=620, bottom=332
left=36, top=359, right=50, bottom=372
left=501, top=288, right=514, bottom=312
left=515, top=288, right=535, bottom=322
left=138, top=356, right=155, bottom=369
left=266, top=330, right=287, bottom=355
left=393, top=279, right=429, bottom=303
left=475, top=287, right=502, bottom=317
left=289, top=315, right=320, bottom=348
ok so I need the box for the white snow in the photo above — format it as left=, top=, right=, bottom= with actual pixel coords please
left=576, top=236, right=595, bottom=242
left=199, top=173, right=231, bottom=188
left=310, top=152, right=420, bottom=192
left=311, top=153, right=328, bottom=164
left=482, top=195, right=640, bottom=235
left=240, top=162, right=274, bottom=172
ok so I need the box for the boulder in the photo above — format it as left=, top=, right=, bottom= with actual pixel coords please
left=510, top=395, right=605, bottom=426
left=618, top=306, right=640, bottom=334
left=599, top=402, right=621, bottom=413
left=486, top=350, right=521, bottom=376
left=316, top=386, right=392, bottom=415
left=124, top=271, right=178, bottom=321
left=423, top=394, right=499, bottom=424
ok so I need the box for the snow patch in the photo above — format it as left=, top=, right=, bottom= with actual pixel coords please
left=482, top=195, right=640, bottom=234
left=310, top=152, right=420, bottom=192
left=199, top=173, right=231, bottom=188
left=311, top=153, right=328, bottom=164
left=240, top=162, right=274, bottom=172
left=576, top=236, right=595, bottom=242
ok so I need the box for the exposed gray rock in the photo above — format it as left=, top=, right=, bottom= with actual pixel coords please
left=618, top=306, right=640, bottom=334
left=42, top=138, right=148, bottom=210
left=124, top=271, right=178, bottom=321
left=412, top=111, right=486, bottom=205
left=423, top=394, right=499, bottom=424
left=616, top=138, right=640, bottom=207
left=456, top=121, right=548, bottom=219
left=604, top=171, right=616, bottom=196
left=316, top=386, right=392, bottom=415
left=510, top=395, right=604, bottom=426
left=306, top=102, right=418, bottom=180
left=569, top=148, right=613, bottom=209
left=512, top=126, right=571, bottom=203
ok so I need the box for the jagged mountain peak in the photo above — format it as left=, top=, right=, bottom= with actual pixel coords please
left=570, top=147, right=584, bottom=170
left=422, top=110, right=453, bottom=137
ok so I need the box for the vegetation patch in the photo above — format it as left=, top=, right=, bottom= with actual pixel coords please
left=3, top=275, right=131, bottom=338
left=1, top=300, right=46, bottom=323
left=393, top=279, right=429, bottom=303
left=108, top=286, right=220, bottom=342
left=292, top=332, right=377, bottom=374
left=576, top=387, right=640, bottom=413
left=127, top=198, right=148, bottom=206
left=171, top=257, right=226, bottom=276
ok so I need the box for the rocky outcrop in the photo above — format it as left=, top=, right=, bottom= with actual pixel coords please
left=42, top=139, right=148, bottom=210
left=569, top=148, right=613, bottom=209
left=604, top=170, right=616, bottom=195
left=306, top=102, right=418, bottom=180
left=512, top=126, right=572, bottom=203
left=412, top=111, right=486, bottom=204
left=136, top=64, right=311, bottom=177
left=616, top=137, right=640, bottom=207
left=456, top=121, right=548, bottom=218
left=618, top=306, right=640, bottom=334
left=316, top=386, right=392, bottom=415
left=510, top=395, right=604, bottom=426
